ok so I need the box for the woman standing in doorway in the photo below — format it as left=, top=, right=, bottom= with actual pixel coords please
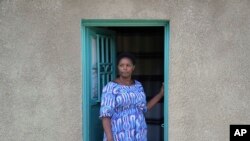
left=99, top=52, right=164, bottom=141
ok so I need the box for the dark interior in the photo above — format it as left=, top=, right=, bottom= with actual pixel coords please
left=103, top=26, right=165, bottom=141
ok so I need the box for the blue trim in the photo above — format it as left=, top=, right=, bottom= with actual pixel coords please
left=81, top=19, right=167, bottom=27
left=164, top=22, right=170, bottom=141
left=82, top=26, right=91, bottom=141
left=81, top=25, right=87, bottom=141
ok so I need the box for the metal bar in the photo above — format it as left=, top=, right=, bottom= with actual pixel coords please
left=96, top=35, right=100, bottom=102
left=111, top=36, right=116, bottom=80
left=99, top=63, right=112, bottom=65
left=101, top=37, right=104, bottom=63
left=102, top=74, right=105, bottom=95
left=106, top=37, right=110, bottom=83
left=106, top=37, right=109, bottom=63
left=100, top=71, right=113, bottom=75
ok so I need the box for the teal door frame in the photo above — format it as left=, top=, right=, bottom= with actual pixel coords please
left=81, top=19, right=170, bottom=141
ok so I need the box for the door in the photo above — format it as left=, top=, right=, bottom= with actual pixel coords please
left=82, top=20, right=169, bottom=141
left=83, top=27, right=116, bottom=141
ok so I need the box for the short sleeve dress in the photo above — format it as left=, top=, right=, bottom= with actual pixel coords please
left=99, top=80, right=147, bottom=141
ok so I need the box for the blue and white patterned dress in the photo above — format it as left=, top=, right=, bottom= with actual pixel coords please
left=99, top=80, right=147, bottom=141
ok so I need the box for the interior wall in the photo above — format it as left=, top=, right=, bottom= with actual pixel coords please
left=114, top=27, right=164, bottom=75
left=1, top=0, right=250, bottom=141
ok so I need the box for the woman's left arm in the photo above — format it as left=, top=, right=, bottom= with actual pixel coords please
left=147, top=83, right=164, bottom=111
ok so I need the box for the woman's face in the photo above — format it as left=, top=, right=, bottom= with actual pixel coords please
left=118, top=57, right=135, bottom=78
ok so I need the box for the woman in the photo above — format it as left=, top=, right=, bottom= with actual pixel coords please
left=99, top=52, right=164, bottom=141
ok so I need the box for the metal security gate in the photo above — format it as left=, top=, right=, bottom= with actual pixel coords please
left=84, top=27, right=116, bottom=141
left=92, top=34, right=116, bottom=102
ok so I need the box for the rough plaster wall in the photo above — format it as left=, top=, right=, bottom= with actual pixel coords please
left=0, top=0, right=250, bottom=141
left=170, top=0, right=250, bottom=141
left=0, top=0, right=82, bottom=141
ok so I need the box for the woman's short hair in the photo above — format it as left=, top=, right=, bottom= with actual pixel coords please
left=117, top=52, right=136, bottom=65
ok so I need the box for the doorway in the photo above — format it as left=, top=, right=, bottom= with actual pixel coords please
left=82, top=20, right=169, bottom=141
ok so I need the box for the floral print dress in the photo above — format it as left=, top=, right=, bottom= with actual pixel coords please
left=99, top=80, right=147, bottom=141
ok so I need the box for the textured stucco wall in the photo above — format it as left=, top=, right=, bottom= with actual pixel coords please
left=1, top=0, right=250, bottom=141
left=170, top=1, right=250, bottom=140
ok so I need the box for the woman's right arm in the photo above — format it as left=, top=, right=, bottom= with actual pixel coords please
left=102, top=117, right=113, bottom=141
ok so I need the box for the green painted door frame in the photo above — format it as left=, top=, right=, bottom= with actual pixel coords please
left=81, top=19, right=170, bottom=141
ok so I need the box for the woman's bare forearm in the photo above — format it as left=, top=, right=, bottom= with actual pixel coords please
left=102, top=117, right=113, bottom=141
left=147, top=92, right=163, bottom=110
left=147, top=83, right=164, bottom=110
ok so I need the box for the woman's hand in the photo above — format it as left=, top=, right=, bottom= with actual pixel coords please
left=159, top=82, right=164, bottom=96
left=147, top=82, right=164, bottom=110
